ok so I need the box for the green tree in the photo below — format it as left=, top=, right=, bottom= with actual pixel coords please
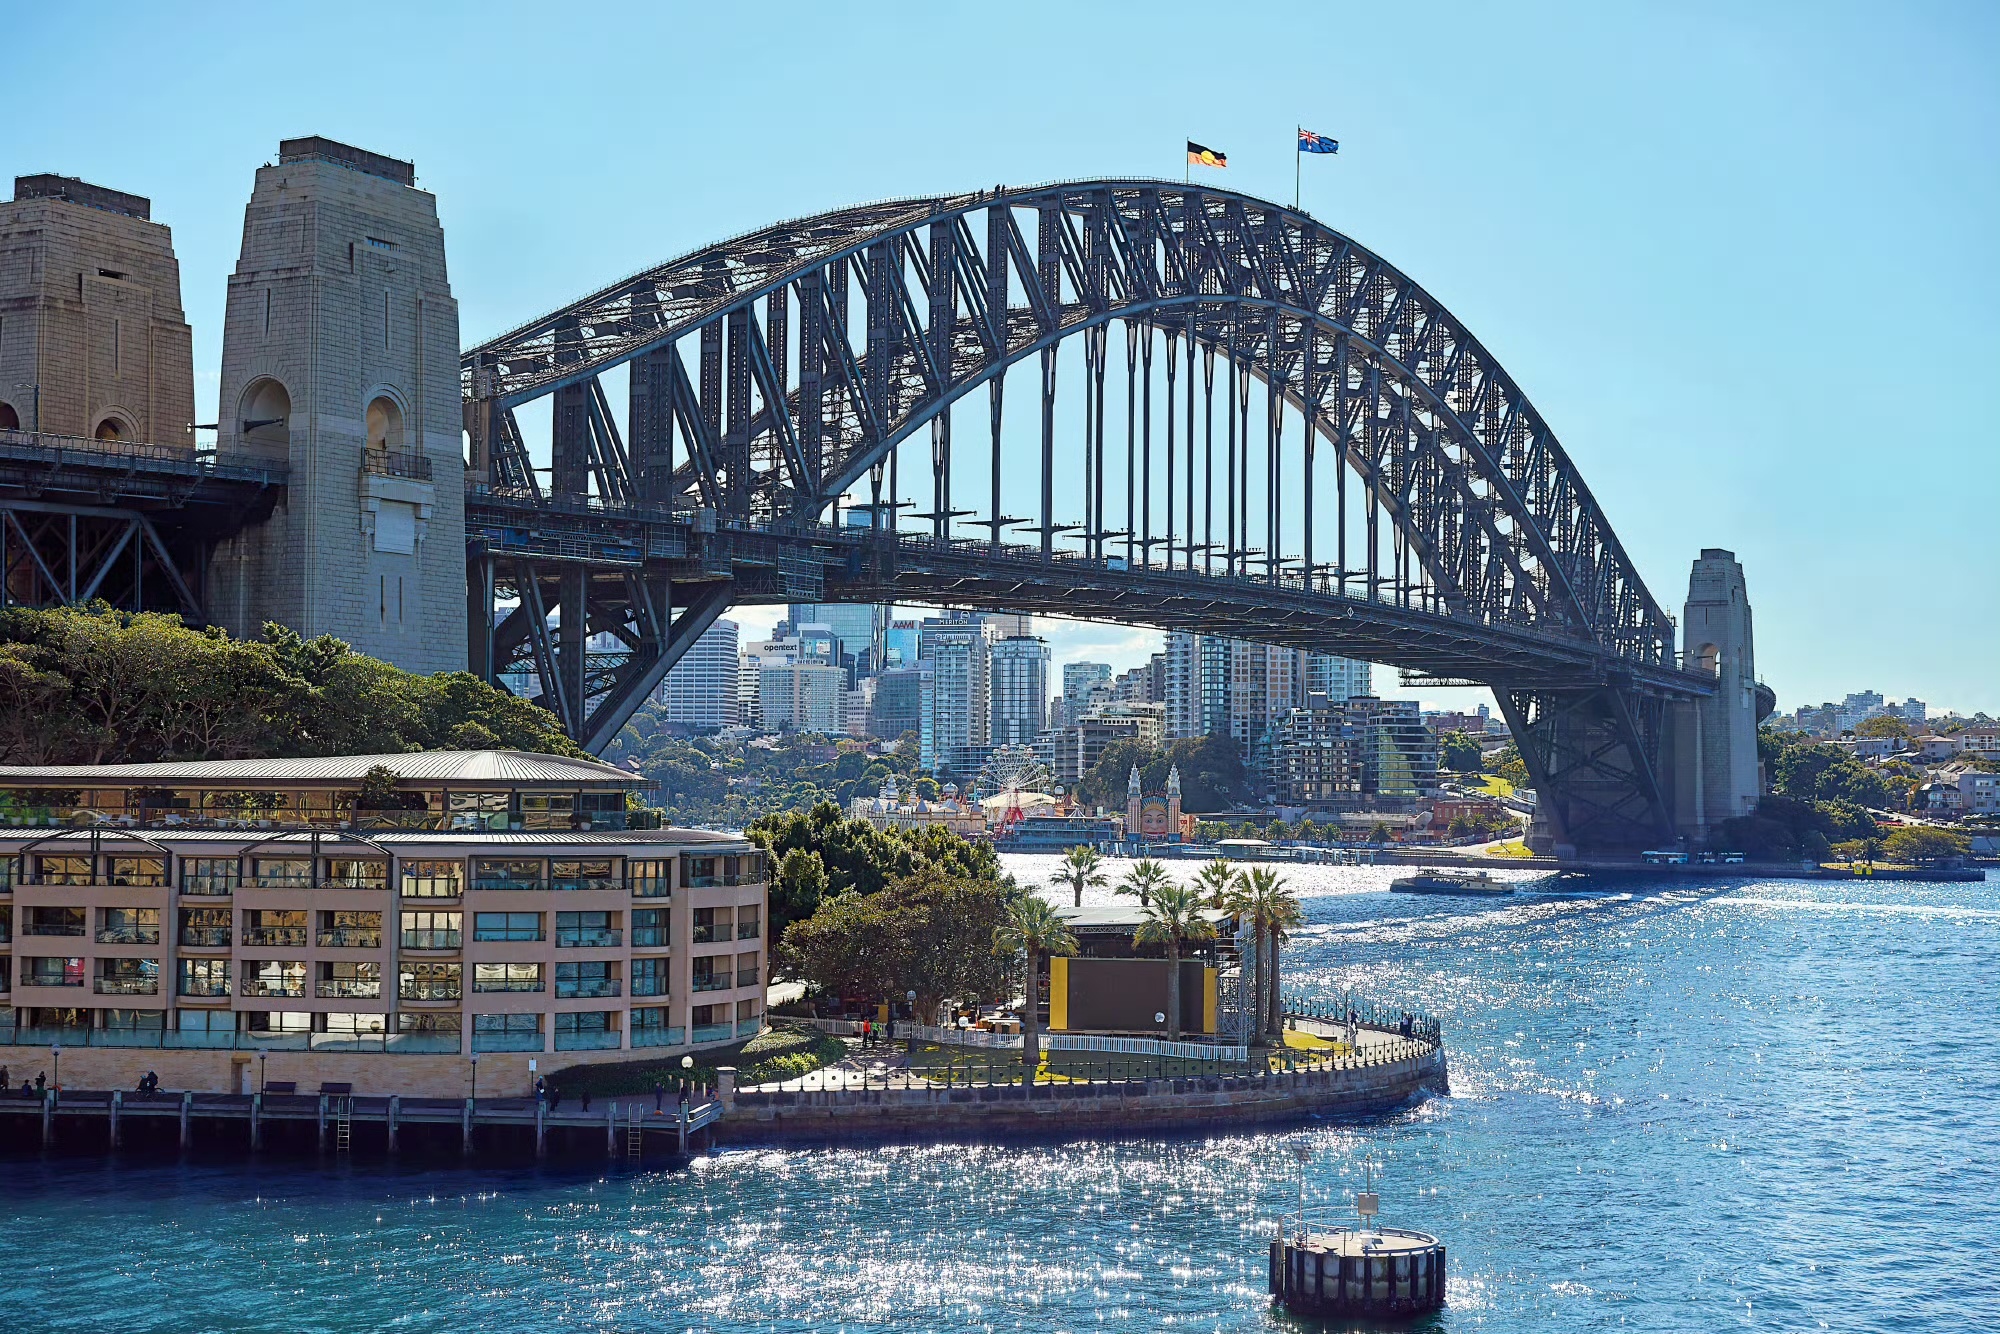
left=1439, top=730, right=1484, bottom=773
left=1228, top=866, right=1305, bottom=1040
left=1051, top=845, right=1108, bottom=908
left=1133, top=883, right=1217, bottom=1041
left=1882, top=827, right=1971, bottom=864
left=1854, top=715, right=1912, bottom=740
left=1366, top=821, right=1392, bottom=844
left=992, top=894, right=1078, bottom=1078
left=1192, top=857, right=1237, bottom=907
left=770, top=848, right=831, bottom=947
left=1483, top=740, right=1529, bottom=787
left=1264, top=818, right=1291, bottom=842
left=1116, top=857, right=1171, bottom=908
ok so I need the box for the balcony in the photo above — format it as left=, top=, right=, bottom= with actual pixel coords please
left=316, top=979, right=381, bottom=999
left=23, top=923, right=85, bottom=937
left=630, top=878, right=671, bottom=900
left=737, top=923, right=762, bottom=940
left=470, top=875, right=545, bottom=892
left=242, top=927, right=307, bottom=948
left=361, top=448, right=434, bottom=481
left=24, top=974, right=85, bottom=988
left=472, top=977, right=544, bottom=993
left=555, top=929, right=621, bottom=949
left=737, top=967, right=760, bottom=987
left=399, top=980, right=461, bottom=1002
left=95, top=976, right=159, bottom=996
left=691, top=973, right=730, bottom=993
left=550, top=875, right=622, bottom=893
left=97, top=926, right=161, bottom=946
left=553, top=1028, right=620, bottom=1051
left=554, top=978, right=620, bottom=999
left=180, top=874, right=238, bottom=896
left=400, top=930, right=462, bottom=951
left=180, top=927, right=232, bottom=948
left=471, top=1030, right=545, bottom=1053
left=248, top=871, right=314, bottom=890
left=317, top=928, right=382, bottom=949
left=630, top=928, right=669, bottom=948
left=692, top=926, right=728, bottom=945
left=690, top=1023, right=734, bottom=1044
left=631, top=1025, right=686, bottom=1049
left=240, top=978, right=306, bottom=999
left=630, top=977, right=668, bottom=998
left=178, top=979, right=230, bottom=998
left=471, top=929, right=543, bottom=943
left=684, top=874, right=760, bottom=889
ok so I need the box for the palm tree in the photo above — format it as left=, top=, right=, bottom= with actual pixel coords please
left=1192, top=857, right=1236, bottom=908
left=1116, top=857, right=1172, bottom=908
left=1240, top=867, right=1305, bottom=1040
left=1051, top=845, right=1107, bottom=908
left=993, top=894, right=1079, bottom=1080
left=1133, top=883, right=1217, bottom=1040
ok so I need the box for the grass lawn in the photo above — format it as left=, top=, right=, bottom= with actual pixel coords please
left=550, top=1020, right=845, bottom=1095
left=1471, top=774, right=1516, bottom=798
left=1485, top=840, right=1536, bottom=858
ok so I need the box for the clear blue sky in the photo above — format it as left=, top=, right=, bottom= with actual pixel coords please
left=13, top=1, right=1996, bottom=714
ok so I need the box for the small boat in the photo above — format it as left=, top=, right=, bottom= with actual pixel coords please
left=1390, top=869, right=1513, bottom=897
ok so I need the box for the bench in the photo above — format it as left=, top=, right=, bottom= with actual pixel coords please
left=264, top=1081, right=298, bottom=1095
left=318, top=1082, right=353, bottom=1096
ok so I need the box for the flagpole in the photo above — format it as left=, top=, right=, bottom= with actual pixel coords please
left=1294, top=127, right=1301, bottom=211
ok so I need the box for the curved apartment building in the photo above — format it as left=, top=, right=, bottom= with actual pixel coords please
left=0, top=752, right=766, bottom=1097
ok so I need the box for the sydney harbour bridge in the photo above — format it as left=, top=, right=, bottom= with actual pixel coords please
left=0, top=165, right=1765, bottom=856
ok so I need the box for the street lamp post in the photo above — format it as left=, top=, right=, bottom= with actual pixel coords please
left=51, top=1043, right=61, bottom=1094
left=906, top=990, right=917, bottom=1058
left=469, top=1053, right=480, bottom=1105
left=681, top=1053, right=694, bottom=1098
left=258, top=1050, right=268, bottom=1094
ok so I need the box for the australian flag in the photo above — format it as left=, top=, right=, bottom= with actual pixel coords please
left=1298, top=128, right=1339, bottom=154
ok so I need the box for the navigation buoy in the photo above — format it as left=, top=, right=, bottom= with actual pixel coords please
left=1268, top=1151, right=1446, bottom=1317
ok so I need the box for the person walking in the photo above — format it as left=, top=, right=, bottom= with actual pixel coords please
left=653, top=1080, right=665, bottom=1114
left=678, top=1082, right=691, bottom=1115
left=547, top=1085, right=562, bottom=1113
left=580, top=1090, right=591, bottom=1114
left=35, top=1072, right=46, bottom=1094
left=0, top=1065, right=9, bottom=1091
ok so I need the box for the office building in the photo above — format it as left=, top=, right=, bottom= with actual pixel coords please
left=1062, top=662, right=1113, bottom=726
left=922, top=622, right=990, bottom=773
left=659, top=617, right=739, bottom=734
left=758, top=662, right=846, bottom=734
left=989, top=636, right=1051, bottom=747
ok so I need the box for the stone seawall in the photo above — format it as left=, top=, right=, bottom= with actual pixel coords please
left=714, top=1048, right=1448, bottom=1147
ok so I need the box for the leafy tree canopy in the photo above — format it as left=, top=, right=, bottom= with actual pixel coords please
left=1073, top=732, right=1251, bottom=812
left=746, top=801, right=1002, bottom=944
left=0, top=606, right=577, bottom=764
left=1439, top=730, right=1485, bottom=773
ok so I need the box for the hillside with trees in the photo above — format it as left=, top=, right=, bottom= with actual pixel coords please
left=0, top=606, right=578, bottom=763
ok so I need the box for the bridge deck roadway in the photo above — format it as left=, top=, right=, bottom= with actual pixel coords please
left=465, top=495, right=1713, bottom=699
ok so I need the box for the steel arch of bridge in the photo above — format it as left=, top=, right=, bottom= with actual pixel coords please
left=461, top=180, right=1713, bottom=852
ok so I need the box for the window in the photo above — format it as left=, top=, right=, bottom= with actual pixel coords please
left=550, top=859, right=617, bottom=891
left=628, top=858, right=671, bottom=898
left=737, top=904, right=761, bottom=940
left=23, top=906, right=85, bottom=937
left=630, top=956, right=668, bottom=998
left=238, top=1010, right=311, bottom=1035
left=324, top=859, right=388, bottom=890
left=693, top=907, right=728, bottom=944
left=691, top=955, right=728, bottom=992
left=472, top=962, right=543, bottom=993
left=106, top=856, right=166, bottom=887
left=178, top=958, right=230, bottom=997
left=182, top=857, right=240, bottom=895
left=472, top=1012, right=542, bottom=1052
left=736, top=951, right=760, bottom=988
left=243, top=909, right=308, bottom=948
left=242, top=959, right=307, bottom=998
left=35, top=855, right=92, bottom=886
left=400, top=910, right=462, bottom=950
left=631, top=908, right=669, bottom=948
left=317, top=909, right=382, bottom=948
left=553, top=1010, right=617, bottom=1050
left=736, top=998, right=761, bottom=1021
left=519, top=794, right=574, bottom=830
left=399, top=960, right=462, bottom=1001
left=316, top=961, right=380, bottom=999
left=472, top=911, right=542, bottom=942
left=554, top=960, right=617, bottom=998
left=683, top=855, right=718, bottom=888
left=401, top=860, right=463, bottom=898
left=396, top=1011, right=461, bottom=1034
left=98, top=907, right=160, bottom=945
left=554, top=910, right=618, bottom=948
left=690, top=1003, right=727, bottom=1032
left=26, top=956, right=86, bottom=987
left=251, top=857, right=312, bottom=889
left=630, top=1006, right=675, bottom=1034
left=471, top=858, right=542, bottom=891
left=180, top=908, right=231, bottom=947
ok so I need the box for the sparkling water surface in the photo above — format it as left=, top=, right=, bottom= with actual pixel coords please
left=6, top=860, right=1997, bottom=1332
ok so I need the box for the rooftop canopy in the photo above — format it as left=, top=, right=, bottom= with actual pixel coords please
left=0, top=750, right=641, bottom=788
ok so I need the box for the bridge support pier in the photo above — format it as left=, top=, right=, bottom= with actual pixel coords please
left=1670, top=549, right=1764, bottom=845
left=1500, top=684, right=1673, bottom=858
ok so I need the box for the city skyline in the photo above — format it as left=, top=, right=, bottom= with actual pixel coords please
left=8, top=1, right=1995, bottom=716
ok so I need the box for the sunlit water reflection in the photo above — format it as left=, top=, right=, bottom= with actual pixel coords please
left=5, top=860, right=1996, bottom=1331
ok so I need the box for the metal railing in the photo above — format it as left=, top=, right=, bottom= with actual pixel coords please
left=630, top=1025, right=687, bottom=1049
left=361, top=448, right=434, bottom=481
left=22, top=923, right=86, bottom=937
left=239, top=979, right=307, bottom=999
left=629, top=978, right=667, bottom=997
left=93, top=977, right=159, bottom=995
left=553, top=1029, right=621, bottom=1051
left=316, top=928, right=382, bottom=949
left=400, top=930, right=462, bottom=950
left=630, top=928, right=669, bottom=947
left=315, top=979, right=381, bottom=999
left=690, top=973, right=730, bottom=993
left=180, top=927, right=232, bottom=948
left=471, top=876, right=545, bottom=892
left=241, top=927, right=307, bottom=948
left=555, top=928, right=621, bottom=948
left=95, top=927, right=160, bottom=946
left=555, top=979, right=620, bottom=999
left=550, top=876, right=622, bottom=892
left=471, top=977, right=544, bottom=993
left=471, top=1030, right=545, bottom=1053
left=399, top=981, right=462, bottom=1002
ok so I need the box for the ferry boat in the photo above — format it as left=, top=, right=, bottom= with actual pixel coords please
left=1389, top=869, right=1513, bottom=897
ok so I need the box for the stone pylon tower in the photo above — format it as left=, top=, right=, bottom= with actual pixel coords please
left=1672, top=549, right=1762, bottom=843
left=210, top=138, right=464, bottom=672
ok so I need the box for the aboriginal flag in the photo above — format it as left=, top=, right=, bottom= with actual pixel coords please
left=1186, top=141, right=1228, bottom=169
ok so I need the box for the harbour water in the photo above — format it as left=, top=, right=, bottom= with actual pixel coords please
left=5, top=860, right=1996, bottom=1331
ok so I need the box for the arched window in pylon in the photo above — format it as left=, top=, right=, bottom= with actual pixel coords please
left=1694, top=642, right=1721, bottom=676
left=365, top=394, right=406, bottom=457
left=92, top=409, right=137, bottom=443
left=239, top=378, right=292, bottom=452
left=0, top=402, right=18, bottom=432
